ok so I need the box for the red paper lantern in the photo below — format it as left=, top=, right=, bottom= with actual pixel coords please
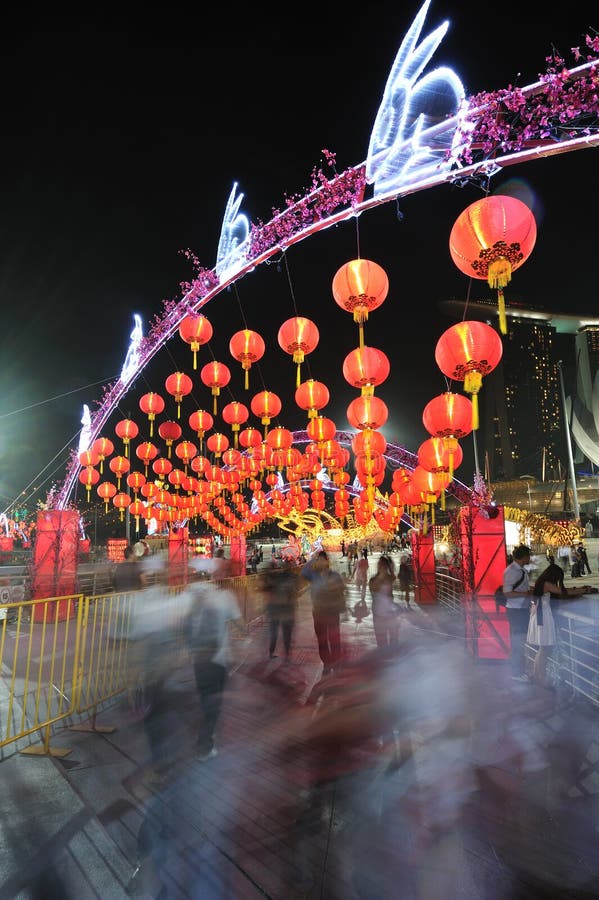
left=352, top=429, right=387, bottom=457
left=332, top=258, right=389, bottom=347
left=179, top=313, right=213, bottom=369
left=135, top=440, right=159, bottom=475
left=115, top=419, right=139, bottom=457
left=449, top=195, right=536, bottom=334
left=129, top=499, right=148, bottom=532
left=347, top=395, right=388, bottom=431
left=239, top=427, right=262, bottom=452
left=229, top=329, right=266, bottom=390
left=139, top=392, right=165, bottom=437
left=422, top=392, right=472, bottom=477
left=113, top=491, right=131, bottom=521
left=418, top=436, right=463, bottom=474
left=206, top=432, right=229, bottom=458
left=295, top=379, right=330, bottom=419
left=343, top=346, right=390, bottom=395
left=109, top=454, right=130, bottom=489
left=188, top=409, right=213, bottom=444
left=158, top=420, right=182, bottom=458
left=126, top=470, right=147, bottom=495
left=175, top=440, right=198, bottom=469
left=91, top=437, right=114, bottom=474
left=79, top=466, right=99, bottom=500
left=165, top=371, right=193, bottom=419
left=277, top=316, right=319, bottom=388
left=200, top=361, right=231, bottom=415
left=97, top=480, right=117, bottom=512
left=250, top=390, right=282, bottom=434
left=152, top=457, right=173, bottom=479
left=79, top=448, right=100, bottom=468
left=266, top=426, right=293, bottom=453
left=435, top=321, right=502, bottom=430
left=306, top=416, right=336, bottom=446
left=222, top=401, right=249, bottom=447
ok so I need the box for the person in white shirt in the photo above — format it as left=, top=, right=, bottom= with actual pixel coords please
left=502, top=545, right=532, bottom=681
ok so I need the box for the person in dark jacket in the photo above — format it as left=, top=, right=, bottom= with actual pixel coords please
left=261, top=559, right=299, bottom=661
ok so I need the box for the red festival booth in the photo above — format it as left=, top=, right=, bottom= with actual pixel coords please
left=410, top=529, right=436, bottom=605
left=458, top=503, right=509, bottom=659
left=31, top=509, right=79, bottom=622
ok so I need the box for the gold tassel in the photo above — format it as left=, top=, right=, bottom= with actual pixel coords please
left=358, top=323, right=365, bottom=349
left=244, top=369, right=249, bottom=391
left=498, top=288, right=507, bottom=335
left=193, top=350, right=197, bottom=370
left=471, top=392, right=479, bottom=431
left=296, top=363, right=301, bottom=389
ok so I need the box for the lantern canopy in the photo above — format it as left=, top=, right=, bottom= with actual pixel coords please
left=449, top=195, right=536, bottom=334
left=229, top=329, right=266, bottom=390
left=435, top=321, right=503, bottom=430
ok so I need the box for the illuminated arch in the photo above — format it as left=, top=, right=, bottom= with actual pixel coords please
left=56, top=3, right=599, bottom=507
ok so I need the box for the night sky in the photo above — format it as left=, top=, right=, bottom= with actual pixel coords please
left=1, top=1, right=597, bottom=514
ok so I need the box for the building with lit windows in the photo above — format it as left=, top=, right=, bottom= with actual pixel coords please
left=439, top=299, right=599, bottom=483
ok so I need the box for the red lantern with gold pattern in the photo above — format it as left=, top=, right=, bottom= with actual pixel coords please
left=158, top=420, right=182, bottom=459
left=418, top=436, right=463, bottom=475
left=449, top=195, right=536, bottom=334
left=306, top=416, right=336, bottom=445
left=332, top=258, right=389, bottom=347
left=222, top=401, right=249, bottom=448
left=165, top=371, right=193, bottom=419
left=435, top=321, right=502, bottom=431
left=115, top=419, right=139, bottom=457
left=129, top=499, right=148, bottom=533
left=352, top=429, right=387, bottom=457
left=239, top=427, right=262, bottom=452
left=113, top=491, right=131, bottom=522
left=79, top=448, right=100, bottom=468
left=139, top=392, right=165, bottom=437
left=200, top=361, right=231, bottom=415
left=229, top=329, right=266, bottom=390
left=179, top=313, right=213, bottom=369
left=422, top=392, right=472, bottom=478
left=277, top=317, right=319, bottom=388
left=347, top=395, right=388, bottom=431
left=152, top=457, right=173, bottom=480
left=126, top=470, right=147, bottom=495
left=175, top=440, right=198, bottom=471
left=343, top=346, right=390, bottom=396
left=266, top=426, right=293, bottom=453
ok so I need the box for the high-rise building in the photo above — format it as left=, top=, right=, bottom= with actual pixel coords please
left=439, top=299, right=599, bottom=482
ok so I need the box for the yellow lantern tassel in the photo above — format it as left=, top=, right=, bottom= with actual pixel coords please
left=296, top=363, right=301, bottom=389
left=244, top=368, right=249, bottom=391
left=213, top=395, right=218, bottom=416
left=470, top=392, right=479, bottom=431
left=177, top=402, right=181, bottom=419
left=358, top=323, right=365, bottom=349
left=431, top=503, right=435, bottom=525
left=441, top=489, right=446, bottom=511
left=193, top=349, right=198, bottom=370
left=497, top=288, right=507, bottom=335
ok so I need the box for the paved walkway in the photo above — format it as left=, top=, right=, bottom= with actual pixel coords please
left=2, top=559, right=599, bottom=898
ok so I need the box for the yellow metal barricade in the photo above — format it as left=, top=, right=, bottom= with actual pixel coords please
left=0, top=595, right=83, bottom=757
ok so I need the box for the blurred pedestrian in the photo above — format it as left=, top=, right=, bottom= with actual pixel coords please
left=528, top=562, right=563, bottom=686
left=398, top=555, right=412, bottom=606
left=354, top=548, right=369, bottom=601
left=185, top=561, right=244, bottom=761
left=301, top=550, right=347, bottom=675
left=112, top=544, right=143, bottom=592
left=369, top=555, right=400, bottom=651
left=261, top=558, right=299, bottom=661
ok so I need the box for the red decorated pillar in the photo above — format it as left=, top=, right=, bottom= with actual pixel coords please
left=410, top=529, right=436, bottom=604
left=228, top=533, right=247, bottom=577
left=31, top=509, right=79, bottom=621
left=458, top=503, right=509, bottom=659
left=168, top=525, right=189, bottom=586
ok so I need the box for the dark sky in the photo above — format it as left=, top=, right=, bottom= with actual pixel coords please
left=1, top=1, right=597, bottom=512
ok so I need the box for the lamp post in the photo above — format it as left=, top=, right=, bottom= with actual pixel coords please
left=557, top=360, right=580, bottom=522
left=519, top=475, right=534, bottom=512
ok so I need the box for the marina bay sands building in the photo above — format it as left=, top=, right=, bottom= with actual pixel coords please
left=439, top=299, right=599, bottom=483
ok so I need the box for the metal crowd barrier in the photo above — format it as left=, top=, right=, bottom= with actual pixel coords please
left=435, top=570, right=599, bottom=708
left=0, top=572, right=266, bottom=759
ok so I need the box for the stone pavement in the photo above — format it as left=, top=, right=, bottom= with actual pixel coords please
left=1, top=558, right=599, bottom=899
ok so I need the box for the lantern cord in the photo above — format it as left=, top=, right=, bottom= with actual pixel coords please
left=232, top=282, right=250, bottom=330
left=355, top=216, right=361, bottom=259
left=0, top=375, right=120, bottom=420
